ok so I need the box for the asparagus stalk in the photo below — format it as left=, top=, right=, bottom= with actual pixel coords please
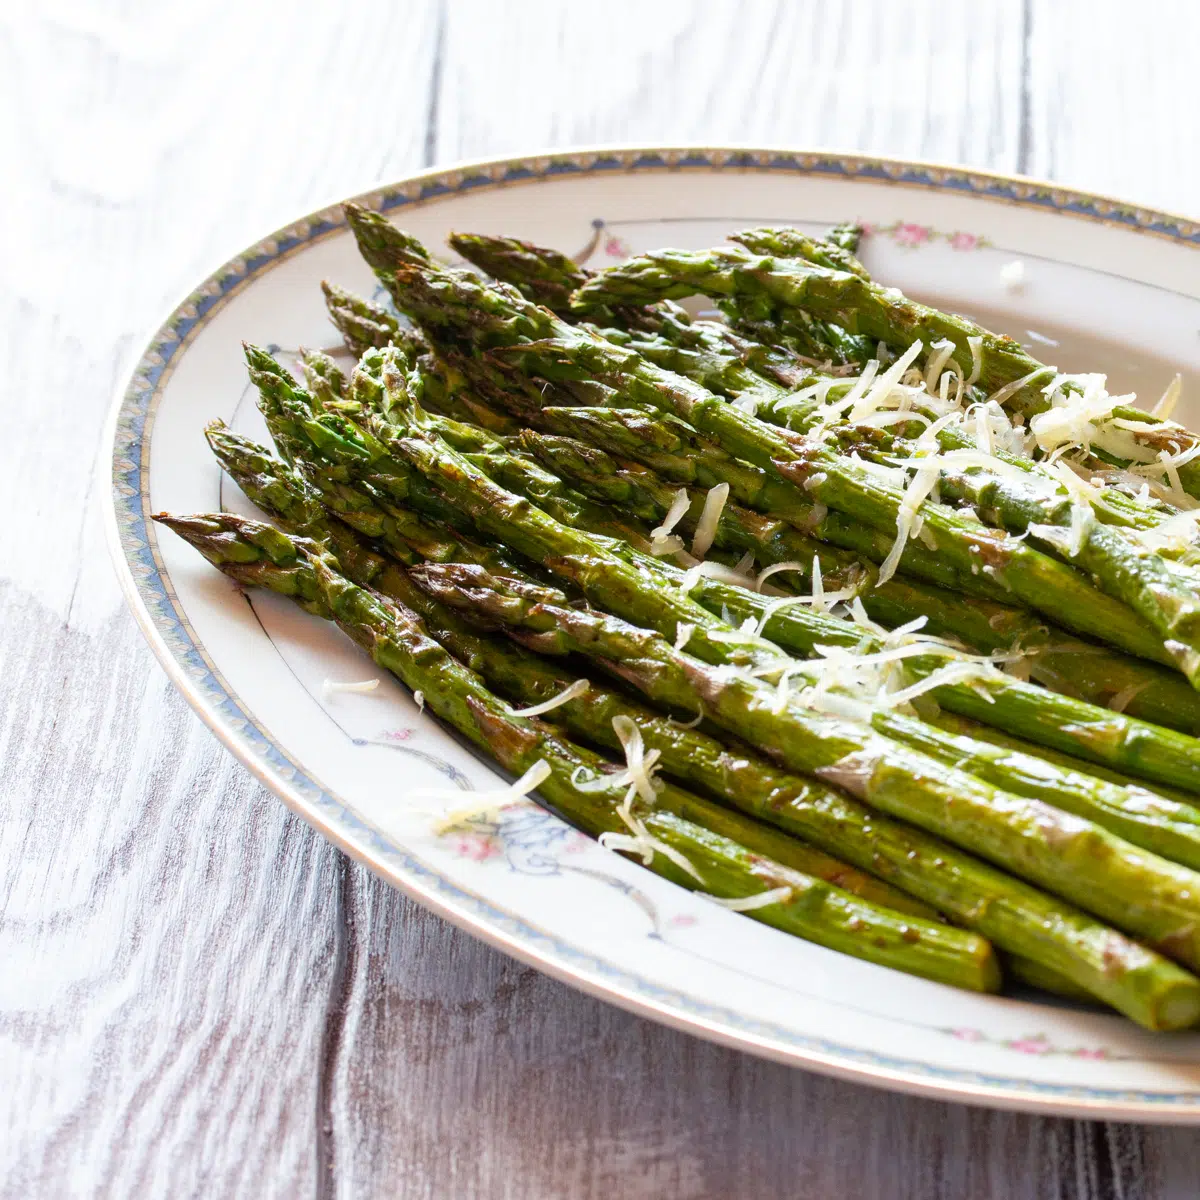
left=194, top=439, right=946, bottom=921
left=398, top=561, right=1200, bottom=1022
left=342, top=210, right=1189, bottom=679
left=409, top=561, right=1200, bottom=973
left=824, top=222, right=865, bottom=255
left=927, top=711, right=1200, bottom=807
left=871, top=707, right=1200, bottom=870
left=729, top=226, right=870, bottom=278
left=605, top=299, right=1189, bottom=546
left=447, top=223, right=834, bottom=390
left=321, top=280, right=401, bottom=355
left=449, top=231, right=590, bottom=314
left=528, top=402, right=1179, bottom=672
left=281, top=357, right=1200, bottom=800
left=569, top=245, right=1200, bottom=493
left=158, top=512, right=998, bottom=991
left=299, top=348, right=347, bottom=406
left=832, top=426, right=1200, bottom=654
left=208, top=418, right=522, bottom=580
left=179, top=478, right=1099, bottom=998
left=522, top=426, right=1200, bottom=738
left=327, top=294, right=522, bottom=436
left=158, top=509, right=1196, bottom=1020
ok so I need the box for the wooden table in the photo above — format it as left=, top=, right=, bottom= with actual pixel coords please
left=5, top=2, right=1200, bottom=1194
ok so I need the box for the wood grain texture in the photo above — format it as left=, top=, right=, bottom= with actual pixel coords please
left=2, top=1, right=1199, bottom=1196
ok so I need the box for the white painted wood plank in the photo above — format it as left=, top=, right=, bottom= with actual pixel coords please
left=432, top=0, right=1025, bottom=170
left=0, top=2, right=439, bottom=1195
left=1024, top=0, right=1200, bottom=216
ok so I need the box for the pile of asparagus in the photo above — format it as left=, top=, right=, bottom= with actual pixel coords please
left=157, top=206, right=1200, bottom=1030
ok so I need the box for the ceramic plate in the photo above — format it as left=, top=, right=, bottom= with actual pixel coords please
left=104, top=148, right=1200, bottom=1121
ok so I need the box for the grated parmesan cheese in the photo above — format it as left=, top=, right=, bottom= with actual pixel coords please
left=611, top=714, right=663, bottom=806
left=420, top=759, right=551, bottom=834
left=753, top=559, right=811, bottom=593
left=985, top=365, right=1056, bottom=409
left=1108, top=681, right=1152, bottom=713
left=598, top=818, right=705, bottom=881
left=509, top=678, right=590, bottom=717
left=1153, top=374, right=1184, bottom=420
left=323, top=677, right=380, bottom=697
left=966, top=336, right=984, bottom=386
left=691, top=483, right=730, bottom=558
left=999, top=260, right=1026, bottom=290
left=705, top=886, right=794, bottom=912
left=877, top=457, right=942, bottom=585
left=650, top=488, right=691, bottom=557
left=677, top=557, right=757, bottom=597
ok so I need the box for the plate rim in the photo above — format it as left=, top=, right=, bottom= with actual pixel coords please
left=102, top=143, right=1200, bottom=1122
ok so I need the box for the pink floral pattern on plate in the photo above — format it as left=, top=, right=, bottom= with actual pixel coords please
left=861, top=220, right=991, bottom=251
left=945, top=1028, right=1122, bottom=1060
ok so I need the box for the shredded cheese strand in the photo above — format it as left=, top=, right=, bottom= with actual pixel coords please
left=649, top=488, right=691, bottom=557
left=611, top=715, right=664, bottom=806
left=965, top=336, right=984, bottom=386
left=705, top=886, right=794, bottom=912
left=986, top=365, right=1055, bottom=408
left=1153, top=373, right=1183, bottom=420
left=753, top=560, right=809, bottom=592
left=509, top=678, right=590, bottom=717
left=598, top=825, right=704, bottom=882
left=1108, top=681, right=1152, bottom=713
left=924, top=340, right=956, bottom=394
left=423, top=759, right=551, bottom=833
left=323, top=677, right=380, bottom=696
left=691, top=483, right=730, bottom=558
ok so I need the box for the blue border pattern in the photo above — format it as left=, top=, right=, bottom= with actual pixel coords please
left=109, top=149, right=1200, bottom=1114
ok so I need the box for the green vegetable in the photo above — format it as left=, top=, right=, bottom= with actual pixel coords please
left=155, top=511, right=999, bottom=992
left=410, top=561, right=1200, bottom=981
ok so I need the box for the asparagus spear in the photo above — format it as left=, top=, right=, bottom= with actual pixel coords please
left=327, top=296, right=523, bottom=436
left=269, top=343, right=1200, bottom=801
left=207, top=418, right=536, bottom=585
left=870, top=707, right=1200, bottom=871
left=175, top=479, right=1103, bottom=998
left=281, top=354, right=1200, bottom=799
left=342, top=211, right=1189, bottom=679
left=602, top=298, right=1190, bottom=546
left=729, top=226, right=870, bottom=278
left=157, top=510, right=1197, bottom=1022
left=211, top=398, right=1195, bottom=1008
left=321, top=280, right=401, bottom=355
left=396, top=561, right=1200, bottom=1027
left=449, top=231, right=590, bottom=314
left=834, top=427, right=1200, bottom=656
left=299, top=348, right=347, bottom=406
left=214, top=435, right=1089, bottom=938
left=245, top=441, right=937, bottom=914
left=447, top=227, right=827, bottom=392
left=522, top=426, right=1200, bottom=738
left=927, top=711, right=1200, bottom=807
left=824, top=222, right=865, bottom=255
left=194, top=434, right=946, bottom=922
left=569, top=245, right=1200, bottom=492
left=527, top=402, right=1179, bottom=672
left=158, top=512, right=998, bottom=991
left=410, top=561, right=1200, bottom=974
left=540, top=400, right=1185, bottom=667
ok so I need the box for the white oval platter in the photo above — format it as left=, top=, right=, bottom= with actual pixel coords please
left=104, top=148, right=1200, bottom=1121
